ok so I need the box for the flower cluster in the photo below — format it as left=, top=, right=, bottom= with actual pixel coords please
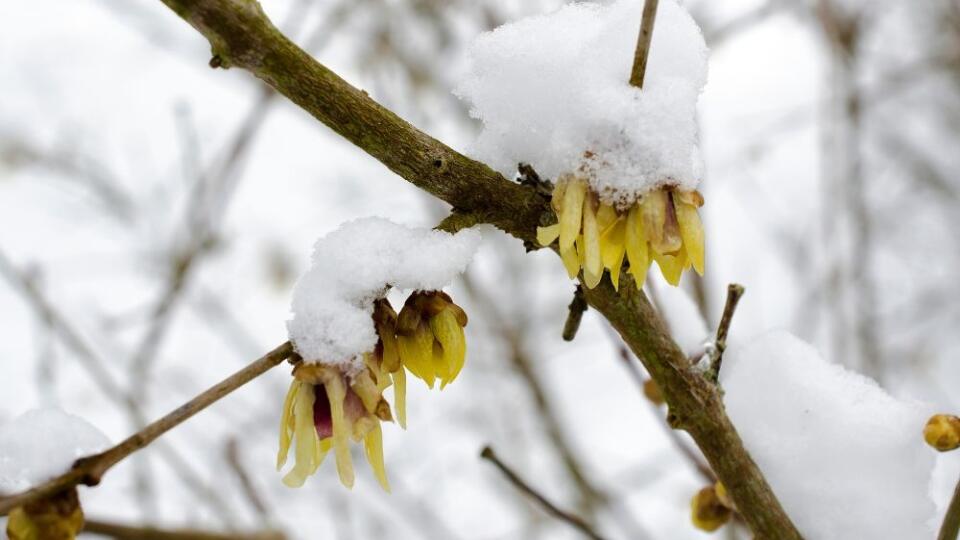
left=278, top=292, right=468, bottom=491
left=537, top=174, right=705, bottom=289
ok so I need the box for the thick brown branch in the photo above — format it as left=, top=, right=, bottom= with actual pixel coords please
left=480, top=446, right=606, bottom=540
left=158, top=0, right=548, bottom=241
left=83, top=519, right=286, bottom=540
left=940, top=475, right=960, bottom=540
left=0, top=342, right=294, bottom=516
left=147, top=1, right=800, bottom=537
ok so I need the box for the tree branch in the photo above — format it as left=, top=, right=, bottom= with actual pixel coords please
left=0, top=342, right=294, bottom=516
left=480, top=446, right=606, bottom=540
left=83, top=519, right=286, bottom=540
left=940, top=474, right=960, bottom=540
left=145, top=1, right=801, bottom=537
left=630, top=0, right=660, bottom=88
left=706, top=283, right=745, bottom=383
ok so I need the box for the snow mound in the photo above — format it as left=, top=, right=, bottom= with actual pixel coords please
left=456, top=0, right=708, bottom=205
left=0, top=408, right=110, bottom=493
left=287, top=218, right=480, bottom=369
left=721, top=331, right=936, bottom=539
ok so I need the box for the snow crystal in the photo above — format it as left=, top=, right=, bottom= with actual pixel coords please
left=456, top=0, right=708, bottom=205
left=287, top=218, right=481, bottom=369
left=0, top=408, right=110, bottom=493
left=721, top=331, right=936, bottom=539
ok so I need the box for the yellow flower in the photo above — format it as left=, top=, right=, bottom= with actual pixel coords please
left=277, top=359, right=392, bottom=491
left=538, top=174, right=705, bottom=289
left=395, top=291, right=468, bottom=390
left=278, top=294, right=470, bottom=491
left=7, top=488, right=84, bottom=540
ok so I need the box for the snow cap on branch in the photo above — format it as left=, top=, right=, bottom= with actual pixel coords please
left=721, top=331, right=936, bottom=539
left=456, top=0, right=709, bottom=205
left=287, top=218, right=480, bottom=371
left=0, top=409, right=109, bottom=492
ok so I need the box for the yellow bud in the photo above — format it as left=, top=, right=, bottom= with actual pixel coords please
left=715, top=482, right=735, bottom=510
left=7, top=489, right=84, bottom=540
left=925, top=414, right=960, bottom=452
left=690, top=485, right=732, bottom=532
left=642, top=379, right=664, bottom=406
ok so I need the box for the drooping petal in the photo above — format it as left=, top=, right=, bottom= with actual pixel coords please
left=596, top=202, right=618, bottom=232
left=560, top=245, right=580, bottom=278
left=600, top=218, right=627, bottom=290
left=350, top=368, right=382, bottom=415
left=537, top=224, right=560, bottom=247
left=277, top=379, right=300, bottom=470
left=326, top=375, right=355, bottom=489
left=625, top=206, right=649, bottom=288
left=653, top=249, right=687, bottom=286
left=392, top=368, right=407, bottom=429
left=641, top=190, right=667, bottom=247
left=283, top=381, right=323, bottom=488
left=675, top=199, right=705, bottom=275
left=398, top=323, right=436, bottom=389
left=430, top=308, right=466, bottom=388
left=551, top=176, right=568, bottom=214
left=378, top=325, right=401, bottom=373
left=559, top=178, right=587, bottom=252
left=431, top=341, right=449, bottom=386
left=582, top=193, right=602, bottom=283
left=364, top=422, right=390, bottom=492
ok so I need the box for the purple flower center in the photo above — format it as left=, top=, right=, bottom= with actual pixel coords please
left=313, top=384, right=333, bottom=439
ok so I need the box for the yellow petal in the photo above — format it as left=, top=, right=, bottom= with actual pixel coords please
left=431, top=341, right=449, bottom=385
left=643, top=189, right=681, bottom=254
left=398, top=324, right=436, bottom=389
left=551, top=176, right=568, bottom=214
left=392, top=368, right=407, bottom=429
left=326, top=375, right=355, bottom=489
left=431, top=308, right=466, bottom=388
left=7, top=508, right=39, bottom=540
left=351, top=369, right=382, bottom=415
left=283, top=381, right=322, bottom=488
left=560, top=245, right=580, bottom=279
left=675, top=200, right=705, bottom=275
left=537, top=224, right=560, bottom=247
left=559, top=178, right=587, bottom=252
left=583, top=264, right=603, bottom=289
left=277, top=379, right=300, bottom=471
left=654, top=249, right=687, bottom=286
left=364, top=422, right=390, bottom=492
left=600, top=218, right=627, bottom=290
left=596, top=202, right=618, bottom=232
left=625, top=206, right=649, bottom=288
left=378, top=324, right=401, bottom=373
left=582, top=194, right=602, bottom=284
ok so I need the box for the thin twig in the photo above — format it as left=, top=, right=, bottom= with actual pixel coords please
left=225, top=438, right=272, bottom=521
left=629, top=0, right=660, bottom=88
left=563, top=285, right=588, bottom=341
left=480, top=446, right=607, bottom=540
left=940, top=475, right=960, bottom=540
left=706, top=284, right=745, bottom=383
left=0, top=342, right=294, bottom=516
left=83, top=519, right=286, bottom=540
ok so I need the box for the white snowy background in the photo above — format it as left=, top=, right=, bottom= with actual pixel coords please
left=2, top=0, right=960, bottom=539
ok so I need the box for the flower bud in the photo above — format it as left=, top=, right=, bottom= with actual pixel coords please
left=924, top=414, right=960, bottom=452
left=690, top=485, right=732, bottom=532
left=7, top=488, right=84, bottom=540
left=643, top=379, right=664, bottom=405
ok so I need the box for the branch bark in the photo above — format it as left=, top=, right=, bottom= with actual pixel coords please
left=146, top=1, right=801, bottom=537
left=83, top=519, right=286, bottom=540
left=0, top=342, right=294, bottom=516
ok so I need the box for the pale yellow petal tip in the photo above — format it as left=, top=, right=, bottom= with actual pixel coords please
left=536, top=224, right=560, bottom=247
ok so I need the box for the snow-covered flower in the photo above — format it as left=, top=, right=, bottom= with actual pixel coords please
left=277, top=354, right=393, bottom=491
left=537, top=174, right=704, bottom=289
left=280, top=219, right=479, bottom=490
